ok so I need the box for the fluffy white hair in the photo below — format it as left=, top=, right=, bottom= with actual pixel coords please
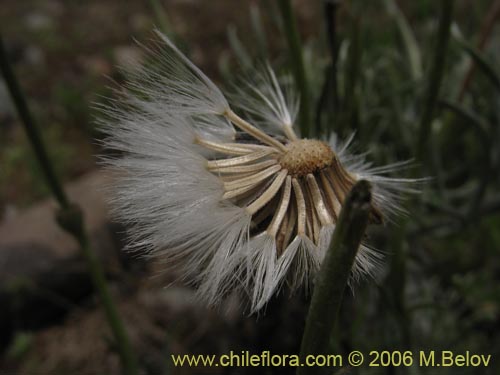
left=100, top=32, right=418, bottom=312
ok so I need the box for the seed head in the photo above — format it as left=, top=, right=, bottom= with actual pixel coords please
left=101, top=32, right=419, bottom=312
left=279, top=140, right=334, bottom=177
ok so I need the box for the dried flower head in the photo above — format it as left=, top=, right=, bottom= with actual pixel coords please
left=101, top=33, right=417, bottom=311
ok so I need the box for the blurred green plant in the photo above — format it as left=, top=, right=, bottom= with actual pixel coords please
left=4, top=332, right=33, bottom=361
left=278, top=0, right=313, bottom=137
left=0, top=35, right=139, bottom=375
left=0, top=125, right=73, bottom=206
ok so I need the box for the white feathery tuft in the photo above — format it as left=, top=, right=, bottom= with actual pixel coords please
left=102, top=32, right=419, bottom=313
left=125, top=30, right=231, bottom=118
left=100, top=98, right=251, bottom=304
left=232, top=65, right=299, bottom=138
left=286, top=235, right=319, bottom=292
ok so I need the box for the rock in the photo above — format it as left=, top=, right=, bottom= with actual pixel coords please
left=0, top=170, right=124, bottom=334
left=0, top=169, right=112, bottom=263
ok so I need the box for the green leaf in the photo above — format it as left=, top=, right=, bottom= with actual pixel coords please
left=383, top=0, right=423, bottom=81
left=458, top=39, right=500, bottom=93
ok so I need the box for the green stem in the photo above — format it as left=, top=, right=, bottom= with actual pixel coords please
left=387, top=219, right=411, bottom=348
left=384, top=0, right=423, bottom=81
left=341, top=15, right=361, bottom=136
left=57, top=206, right=139, bottom=375
left=0, top=36, right=69, bottom=208
left=148, top=0, right=172, bottom=36
left=298, top=180, right=372, bottom=375
left=0, top=35, right=139, bottom=375
left=315, top=1, right=340, bottom=137
left=324, top=0, right=340, bottom=111
left=278, top=0, right=312, bottom=138
left=417, top=0, right=454, bottom=160
left=457, top=0, right=500, bottom=102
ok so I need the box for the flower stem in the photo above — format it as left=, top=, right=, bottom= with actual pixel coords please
left=417, top=0, right=454, bottom=160
left=277, top=0, right=312, bottom=138
left=315, top=1, right=341, bottom=137
left=0, top=35, right=139, bottom=375
left=0, top=36, right=69, bottom=208
left=298, top=180, right=372, bottom=375
left=324, top=0, right=340, bottom=110
left=56, top=206, right=140, bottom=375
left=340, top=15, right=361, bottom=136
left=148, top=0, right=173, bottom=36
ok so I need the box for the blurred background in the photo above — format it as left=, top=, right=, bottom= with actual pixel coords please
left=1, top=0, right=499, bottom=374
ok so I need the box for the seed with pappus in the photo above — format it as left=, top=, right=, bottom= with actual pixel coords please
left=101, top=32, right=418, bottom=312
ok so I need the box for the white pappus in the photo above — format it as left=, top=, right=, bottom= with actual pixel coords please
left=100, top=32, right=418, bottom=312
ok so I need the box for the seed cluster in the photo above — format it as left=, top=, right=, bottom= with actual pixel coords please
left=199, top=109, right=381, bottom=254
left=279, top=139, right=335, bottom=177
left=104, top=33, right=412, bottom=311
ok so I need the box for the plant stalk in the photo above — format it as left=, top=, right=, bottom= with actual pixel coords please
left=457, top=0, right=500, bottom=102
left=340, top=15, right=361, bottom=136
left=0, top=35, right=139, bottom=375
left=417, top=0, right=454, bottom=160
left=277, top=0, right=312, bottom=138
left=0, top=36, right=69, bottom=208
left=315, top=0, right=341, bottom=137
left=298, top=180, right=372, bottom=375
left=149, top=0, right=172, bottom=36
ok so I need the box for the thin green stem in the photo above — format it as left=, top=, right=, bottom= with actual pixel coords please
left=277, top=0, right=312, bottom=138
left=324, top=0, right=340, bottom=110
left=56, top=206, right=139, bottom=375
left=417, top=0, right=454, bottom=160
left=298, top=180, right=372, bottom=375
left=315, top=1, right=341, bottom=137
left=457, top=0, right=500, bottom=101
left=0, top=35, right=139, bottom=375
left=384, top=0, right=423, bottom=81
left=149, top=0, right=172, bottom=36
left=340, top=15, right=361, bottom=136
left=387, top=219, right=412, bottom=348
left=0, top=36, right=69, bottom=208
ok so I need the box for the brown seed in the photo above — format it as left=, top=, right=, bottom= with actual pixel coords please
left=279, top=139, right=335, bottom=177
